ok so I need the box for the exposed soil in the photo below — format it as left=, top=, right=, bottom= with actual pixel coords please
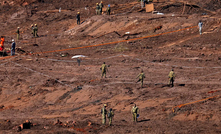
left=0, top=0, right=221, bottom=133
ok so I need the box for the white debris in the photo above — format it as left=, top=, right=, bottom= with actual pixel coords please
left=71, top=55, right=87, bottom=59
left=157, top=12, right=164, bottom=15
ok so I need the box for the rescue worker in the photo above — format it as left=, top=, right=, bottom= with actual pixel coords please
left=34, top=24, right=39, bottom=37
left=11, top=39, right=16, bottom=56
left=16, top=27, right=20, bottom=40
left=131, top=104, right=139, bottom=122
left=136, top=70, right=145, bottom=88
left=76, top=12, right=80, bottom=25
left=198, top=20, right=203, bottom=35
left=0, top=36, right=5, bottom=51
left=143, top=0, right=147, bottom=7
left=31, top=24, right=34, bottom=36
left=107, top=108, right=114, bottom=126
left=99, top=1, right=103, bottom=15
left=100, top=62, right=108, bottom=78
left=106, top=4, right=111, bottom=15
left=77, top=58, right=81, bottom=66
left=168, top=69, right=175, bottom=87
left=101, top=104, right=107, bottom=125
left=96, top=3, right=100, bottom=15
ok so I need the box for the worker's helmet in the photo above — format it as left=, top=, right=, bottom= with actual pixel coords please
left=35, top=24, right=37, bottom=26
left=108, top=4, right=110, bottom=7
left=31, top=24, right=33, bottom=27
left=17, top=27, right=20, bottom=29
left=104, top=104, right=107, bottom=107
left=78, top=12, right=80, bottom=14
left=12, top=39, right=14, bottom=42
left=96, top=3, right=98, bottom=5
left=101, top=1, right=103, bottom=3
left=103, top=62, right=105, bottom=64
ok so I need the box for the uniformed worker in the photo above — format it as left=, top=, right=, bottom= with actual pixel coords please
left=107, top=108, right=114, bottom=126
left=198, top=20, right=203, bottom=35
left=76, top=12, right=80, bottom=25
left=168, top=69, right=175, bottom=87
left=99, top=1, right=103, bottom=15
left=106, top=4, right=111, bottom=15
left=101, top=104, right=107, bottom=125
left=131, top=104, right=139, bottom=122
left=31, top=24, right=34, bottom=36
left=96, top=3, right=100, bottom=15
left=16, top=27, right=20, bottom=40
left=101, top=62, right=108, bottom=78
left=34, top=24, right=39, bottom=37
left=136, top=70, right=145, bottom=88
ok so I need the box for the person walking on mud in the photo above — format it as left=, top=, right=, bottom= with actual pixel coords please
left=198, top=20, right=203, bottom=35
left=143, top=0, right=147, bottom=7
left=106, top=4, right=111, bottom=15
left=11, top=39, right=16, bottom=56
left=31, top=24, right=34, bottom=37
left=76, top=12, right=80, bottom=25
left=77, top=57, right=81, bottom=66
left=99, top=1, right=103, bottom=15
left=16, top=27, right=20, bottom=40
left=96, top=3, right=100, bottom=15
left=131, top=104, right=139, bottom=123
left=101, top=62, right=108, bottom=78
left=101, top=104, right=107, bottom=125
left=168, top=69, right=175, bottom=87
left=107, top=108, right=114, bottom=126
left=34, top=24, right=39, bottom=37
left=136, top=70, right=145, bottom=88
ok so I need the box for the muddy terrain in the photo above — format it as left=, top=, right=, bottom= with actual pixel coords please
left=0, top=0, right=221, bottom=133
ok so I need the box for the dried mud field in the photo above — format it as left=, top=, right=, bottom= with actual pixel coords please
left=0, top=0, right=221, bottom=133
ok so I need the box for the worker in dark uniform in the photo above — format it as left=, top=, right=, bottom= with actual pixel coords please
left=76, top=12, right=80, bottom=25
left=143, top=0, right=147, bottom=7
left=106, top=4, right=111, bottom=15
left=99, top=1, right=103, bottom=15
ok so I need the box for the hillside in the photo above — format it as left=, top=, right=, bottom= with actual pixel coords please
left=0, top=0, right=221, bottom=133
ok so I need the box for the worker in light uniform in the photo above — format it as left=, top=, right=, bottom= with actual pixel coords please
left=11, top=39, right=16, bottom=56
left=198, top=20, right=203, bottom=35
